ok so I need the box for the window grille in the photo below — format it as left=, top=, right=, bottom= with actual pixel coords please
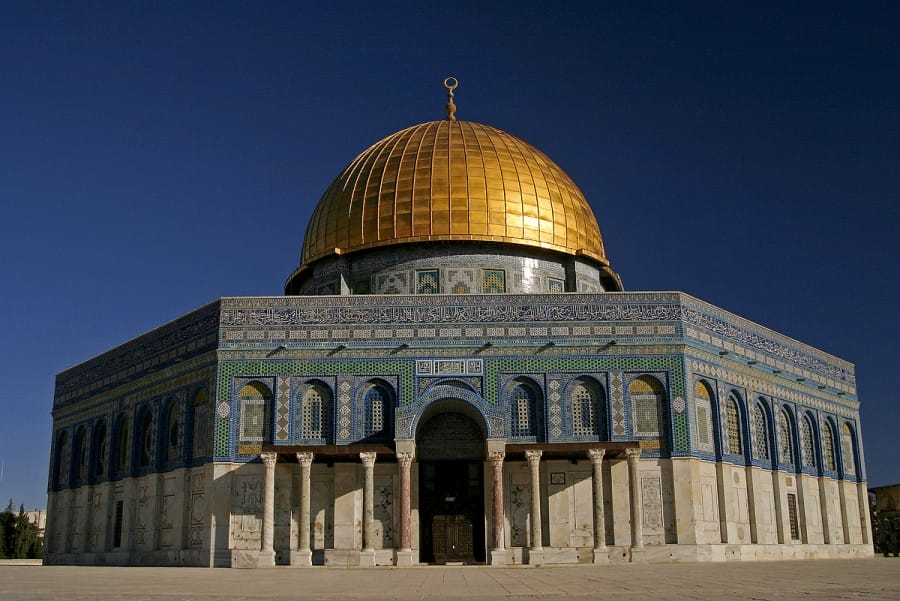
left=300, top=384, right=331, bottom=440
left=694, top=381, right=713, bottom=450
left=482, top=269, right=506, bottom=293
left=697, top=406, right=711, bottom=446
left=571, top=381, right=597, bottom=436
left=777, top=411, right=793, bottom=464
left=822, top=423, right=836, bottom=471
left=510, top=384, right=535, bottom=437
left=364, top=386, right=388, bottom=437
left=800, top=417, right=815, bottom=468
left=630, top=376, right=665, bottom=437
left=726, top=398, right=742, bottom=455
left=753, top=404, right=769, bottom=460
left=841, top=424, right=856, bottom=476
left=787, top=493, right=800, bottom=540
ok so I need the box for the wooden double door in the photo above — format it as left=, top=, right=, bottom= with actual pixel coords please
left=419, top=460, right=485, bottom=564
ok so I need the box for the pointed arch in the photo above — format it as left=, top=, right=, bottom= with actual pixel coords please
left=238, top=381, right=273, bottom=443
left=840, top=422, right=858, bottom=477
left=821, top=418, right=837, bottom=471
left=191, top=388, right=210, bottom=460
left=629, top=374, right=667, bottom=443
left=297, top=379, right=333, bottom=442
left=776, top=408, right=795, bottom=466
left=751, top=399, right=771, bottom=461
left=113, top=413, right=129, bottom=474
left=568, top=376, right=607, bottom=439
left=693, top=380, right=716, bottom=452
left=54, top=430, right=71, bottom=489
left=73, top=426, right=88, bottom=485
left=359, top=378, right=395, bottom=441
left=799, top=412, right=818, bottom=470
left=507, top=377, right=543, bottom=440
left=91, top=420, right=108, bottom=480
left=725, top=393, right=744, bottom=456
left=135, top=405, right=155, bottom=470
left=162, top=397, right=181, bottom=465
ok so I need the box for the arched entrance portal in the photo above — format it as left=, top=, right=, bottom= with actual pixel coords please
left=416, top=405, right=487, bottom=564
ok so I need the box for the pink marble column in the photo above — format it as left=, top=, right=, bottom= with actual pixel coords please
left=489, top=451, right=506, bottom=551
left=397, top=452, right=413, bottom=552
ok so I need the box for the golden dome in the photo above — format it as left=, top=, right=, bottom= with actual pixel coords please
left=301, top=119, right=613, bottom=271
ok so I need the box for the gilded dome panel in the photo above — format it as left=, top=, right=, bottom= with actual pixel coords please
left=300, top=120, right=611, bottom=267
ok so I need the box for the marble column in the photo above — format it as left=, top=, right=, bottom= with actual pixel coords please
left=625, top=448, right=644, bottom=553
left=524, top=450, right=543, bottom=564
left=396, top=452, right=414, bottom=566
left=587, top=448, right=608, bottom=563
left=359, top=452, right=377, bottom=567
left=258, top=452, right=278, bottom=567
left=489, top=450, right=506, bottom=566
left=294, top=452, right=313, bottom=566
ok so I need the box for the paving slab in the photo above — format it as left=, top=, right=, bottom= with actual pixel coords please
left=1, top=558, right=898, bottom=601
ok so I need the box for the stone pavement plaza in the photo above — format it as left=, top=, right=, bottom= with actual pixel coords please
left=1, top=559, right=898, bottom=600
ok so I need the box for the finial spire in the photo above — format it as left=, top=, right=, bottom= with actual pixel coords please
left=443, top=77, right=458, bottom=121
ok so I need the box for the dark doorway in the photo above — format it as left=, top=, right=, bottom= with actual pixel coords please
left=415, top=408, right=487, bottom=564
left=419, top=460, right=485, bottom=563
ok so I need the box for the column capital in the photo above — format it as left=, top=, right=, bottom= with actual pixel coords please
left=359, top=451, right=377, bottom=467
left=624, top=448, right=642, bottom=462
left=260, top=452, right=278, bottom=469
left=587, top=448, right=606, bottom=464
left=488, top=450, right=505, bottom=465
left=296, top=452, right=314, bottom=468
left=397, top=451, right=414, bottom=468
left=525, top=449, right=542, bottom=464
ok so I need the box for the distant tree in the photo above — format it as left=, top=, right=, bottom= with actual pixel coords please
left=0, top=501, right=43, bottom=559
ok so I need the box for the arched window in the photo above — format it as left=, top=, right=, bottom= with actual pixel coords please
left=822, top=420, right=836, bottom=471
left=114, top=414, right=129, bottom=473
left=238, top=381, right=273, bottom=443
left=299, top=382, right=332, bottom=441
left=629, top=375, right=666, bottom=439
left=777, top=410, right=794, bottom=465
left=362, top=383, right=392, bottom=439
left=73, top=426, right=88, bottom=484
left=92, top=421, right=108, bottom=479
left=799, top=414, right=816, bottom=468
left=55, top=431, right=71, bottom=489
left=163, top=399, right=180, bottom=463
left=570, top=377, right=606, bottom=438
left=725, top=395, right=743, bottom=455
left=509, top=379, right=540, bottom=439
left=192, top=389, right=209, bottom=459
left=841, top=423, right=856, bottom=476
left=694, top=381, right=715, bottom=451
left=136, top=406, right=155, bottom=469
left=752, top=401, right=769, bottom=460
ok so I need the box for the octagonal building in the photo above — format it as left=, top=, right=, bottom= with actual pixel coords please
left=45, top=85, right=872, bottom=567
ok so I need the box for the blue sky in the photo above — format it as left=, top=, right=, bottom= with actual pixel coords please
left=1, top=1, right=897, bottom=509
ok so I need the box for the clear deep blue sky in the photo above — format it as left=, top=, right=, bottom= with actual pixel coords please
left=1, top=2, right=897, bottom=509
